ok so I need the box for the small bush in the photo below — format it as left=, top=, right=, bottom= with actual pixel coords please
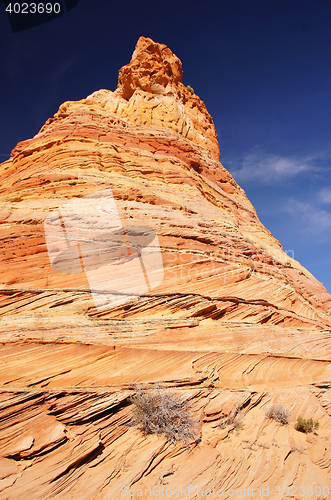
left=290, top=445, right=304, bottom=453
left=295, top=416, right=320, bottom=434
left=265, top=404, right=291, bottom=425
left=232, top=410, right=245, bottom=429
left=219, top=409, right=244, bottom=430
left=129, top=385, right=200, bottom=446
left=186, top=85, right=194, bottom=95
left=243, top=235, right=255, bottom=245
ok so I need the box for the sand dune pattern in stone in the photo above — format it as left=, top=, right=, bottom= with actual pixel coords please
left=0, top=36, right=331, bottom=498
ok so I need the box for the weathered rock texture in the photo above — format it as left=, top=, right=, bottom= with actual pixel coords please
left=0, top=37, right=331, bottom=498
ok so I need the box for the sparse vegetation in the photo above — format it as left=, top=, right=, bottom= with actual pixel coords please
left=233, top=410, right=245, bottom=429
left=290, top=445, right=304, bottom=453
left=295, top=416, right=320, bottom=434
left=129, top=385, right=200, bottom=446
left=265, top=404, right=291, bottom=425
left=219, top=409, right=244, bottom=430
left=186, top=85, right=194, bottom=94
left=243, top=235, right=255, bottom=245
left=257, top=443, right=270, bottom=449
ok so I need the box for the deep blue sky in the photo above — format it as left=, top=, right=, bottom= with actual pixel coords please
left=1, top=0, right=331, bottom=291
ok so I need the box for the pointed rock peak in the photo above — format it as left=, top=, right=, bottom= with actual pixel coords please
left=131, top=36, right=183, bottom=83
left=110, top=36, right=220, bottom=160
left=115, top=36, right=184, bottom=100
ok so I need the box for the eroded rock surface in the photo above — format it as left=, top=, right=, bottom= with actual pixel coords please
left=0, top=37, right=331, bottom=498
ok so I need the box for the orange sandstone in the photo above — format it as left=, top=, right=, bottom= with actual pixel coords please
left=0, top=37, right=330, bottom=499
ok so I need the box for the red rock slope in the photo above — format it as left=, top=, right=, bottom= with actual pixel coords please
left=0, top=37, right=331, bottom=498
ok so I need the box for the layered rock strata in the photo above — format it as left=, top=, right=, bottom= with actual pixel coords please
left=0, top=37, right=331, bottom=498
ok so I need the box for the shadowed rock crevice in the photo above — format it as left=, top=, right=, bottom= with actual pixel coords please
left=50, top=442, right=105, bottom=484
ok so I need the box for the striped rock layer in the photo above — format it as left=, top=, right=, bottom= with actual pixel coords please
left=0, top=37, right=331, bottom=498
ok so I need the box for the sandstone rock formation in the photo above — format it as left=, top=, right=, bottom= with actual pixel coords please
left=0, top=37, right=331, bottom=498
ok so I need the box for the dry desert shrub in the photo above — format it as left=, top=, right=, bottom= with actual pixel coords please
left=243, top=235, right=255, bottom=245
left=129, top=385, right=200, bottom=446
left=290, top=445, right=305, bottom=453
left=265, top=404, right=291, bottom=425
left=219, top=408, right=245, bottom=430
left=233, top=410, right=245, bottom=429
